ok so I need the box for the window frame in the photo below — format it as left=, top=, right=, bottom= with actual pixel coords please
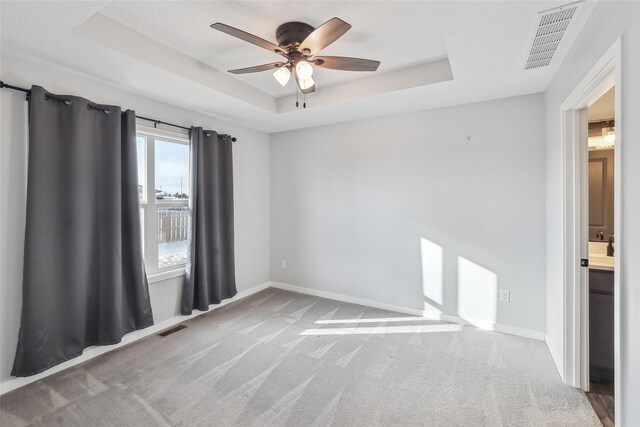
left=136, top=123, right=190, bottom=278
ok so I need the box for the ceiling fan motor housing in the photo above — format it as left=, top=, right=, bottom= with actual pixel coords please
left=276, top=22, right=314, bottom=51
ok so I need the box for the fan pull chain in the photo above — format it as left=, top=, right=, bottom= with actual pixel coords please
left=293, top=87, right=308, bottom=109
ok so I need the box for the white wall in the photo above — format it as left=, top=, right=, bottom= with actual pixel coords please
left=544, top=2, right=640, bottom=424
left=0, top=54, right=271, bottom=384
left=270, top=94, right=546, bottom=335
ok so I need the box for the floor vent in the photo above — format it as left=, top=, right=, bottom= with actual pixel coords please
left=525, top=2, right=579, bottom=70
left=158, top=324, right=187, bottom=337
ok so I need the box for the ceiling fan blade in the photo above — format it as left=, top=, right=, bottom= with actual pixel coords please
left=312, top=56, right=380, bottom=72
left=299, top=17, right=351, bottom=55
left=211, top=23, right=287, bottom=57
left=228, top=62, right=286, bottom=74
left=294, top=70, right=316, bottom=94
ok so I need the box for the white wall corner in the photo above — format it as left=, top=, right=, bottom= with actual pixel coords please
left=545, top=333, right=564, bottom=382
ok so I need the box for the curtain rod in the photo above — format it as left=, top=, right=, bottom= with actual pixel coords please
left=0, top=80, right=237, bottom=142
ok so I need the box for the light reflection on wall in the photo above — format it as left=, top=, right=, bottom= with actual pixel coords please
left=420, top=237, right=443, bottom=312
left=457, top=256, right=498, bottom=325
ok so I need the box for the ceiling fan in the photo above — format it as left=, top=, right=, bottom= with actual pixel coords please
left=210, top=18, right=381, bottom=96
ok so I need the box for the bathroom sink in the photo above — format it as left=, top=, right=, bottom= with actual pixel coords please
left=589, top=254, right=614, bottom=271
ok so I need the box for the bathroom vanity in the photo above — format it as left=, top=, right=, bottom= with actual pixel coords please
left=589, top=242, right=614, bottom=382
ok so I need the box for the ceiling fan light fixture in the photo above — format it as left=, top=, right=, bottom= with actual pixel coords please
left=273, top=66, right=291, bottom=86
left=211, top=18, right=380, bottom=97
left=298, top=76, right=315, bottom=91
left=295, top=60, right=314, bottom=80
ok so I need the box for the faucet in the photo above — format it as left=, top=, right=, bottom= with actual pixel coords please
left=607, top=234, right=614, bottom=257
left=596, top=231, right=604, bottom=240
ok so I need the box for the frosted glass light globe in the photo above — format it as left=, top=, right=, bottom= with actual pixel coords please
left=295, top=60, right=314, bottom=80
left=298, top=76, right=315, bottom=91
left=273, top=66, right=291, bottom=86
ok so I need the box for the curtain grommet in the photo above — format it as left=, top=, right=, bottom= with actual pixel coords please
left=44, top=94, right=72, bottom=105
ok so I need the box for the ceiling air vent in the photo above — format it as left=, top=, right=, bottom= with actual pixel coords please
left=525, top=2, right=579, bottom=70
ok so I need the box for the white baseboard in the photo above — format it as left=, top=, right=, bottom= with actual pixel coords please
left=269, top=282, right=545, bottom=340
left=0, top=281, right=270, bottom=395
left=270, top=281, right=426, bottom=317
left=2, top=280, right=545, bottom=395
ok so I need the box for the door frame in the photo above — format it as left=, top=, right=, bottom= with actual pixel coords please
left=561, top=37, right=622, bottom=424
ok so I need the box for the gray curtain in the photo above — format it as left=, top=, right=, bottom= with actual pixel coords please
left=12, top=86, right=153, bottom=377
left=181, top=128, right=236, bottom=315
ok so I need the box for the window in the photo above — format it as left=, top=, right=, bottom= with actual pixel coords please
left=136, top=129, right=190, bottom=275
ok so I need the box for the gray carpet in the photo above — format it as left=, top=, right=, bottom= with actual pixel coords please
left=1, top=288, right=600, bottom=426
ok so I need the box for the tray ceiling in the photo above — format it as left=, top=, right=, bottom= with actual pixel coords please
left=0, top=1, right=597, bottom=133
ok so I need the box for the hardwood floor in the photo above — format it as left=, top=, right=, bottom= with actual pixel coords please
left=586, top=381, right=615, bottom=426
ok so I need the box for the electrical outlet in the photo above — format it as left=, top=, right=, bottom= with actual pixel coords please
left=499, top=289, right=510, bottom=303
left=280, top=260, right=287, bottom=269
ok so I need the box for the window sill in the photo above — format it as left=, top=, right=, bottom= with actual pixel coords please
left=147, top=268, right=185, bottom=284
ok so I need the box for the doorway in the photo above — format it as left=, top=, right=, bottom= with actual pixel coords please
left=584, top=87, right=615, bottom=426
left=561, top=38, right=621, bottom=426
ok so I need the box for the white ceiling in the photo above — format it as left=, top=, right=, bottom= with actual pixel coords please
left=101, top=1, right=449, bottom=98
left=0, top=1, right=598, bottom=133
